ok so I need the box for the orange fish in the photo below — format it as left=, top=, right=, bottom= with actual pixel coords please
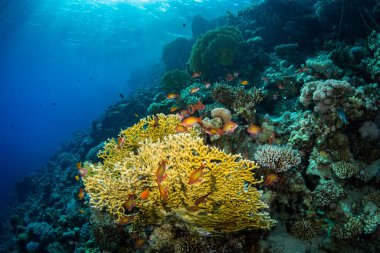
left=192, top=72, right=202, bottom=78
left=174, top=124, right=188, bottom=133
left=187, top=100, right=205, bottom=115
left=222, top=121, right=238, bottom=134
left=76, top=162, right=82, bottom=169
left=166, top=93, right=179, bottom=100
left=268, top=131, right=276, bottom=145
left=75, top=175, right=80, bottom=181
left=118, top=216, right=134, bottom=225
left=265, top=174, right=280, bottom=186
left=134, top=238, right=146, bottom=249
left=78, top=188, right=85, bottom=200
left=158, top=184, right=169, bottom=200
left=195, top=192, right=211, bottom=206
left=117, top=137, right=125, bottom=149
left=247, top=124, right=262, bottom=135
left=170, top=106, right=178, bottom=113
left=79, top=209, right=85, bottom=214
left=241, top=80, right=249, bottom=85
left=190, top=87, right=200, bottom=94
left=153, top=115, right=159, bottom=128
left=156, top=160, right=168, bottom=184
left=188, top=164, right=205, bottom=185
left=204, top=82, right=211, bottom=88
left=140, top=189, right=149, bottom=200
left=124, top=194, right=135, bottom=212
left=182, top=116, right=203, bottom=127
left=204, top=127, right=223, bottom=136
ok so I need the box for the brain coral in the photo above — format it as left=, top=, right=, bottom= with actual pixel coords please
left=189, top=26, right=243, bottom=78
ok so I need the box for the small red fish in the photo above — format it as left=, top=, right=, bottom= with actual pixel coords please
left=221, top=121, right=238, bottom=134
left=118, top=216, right=134, bottom=225
left=182, top=116, right=203, bottom=127
left=265, top=174, right=280, bottom=186
left=241, top=80, right=249, bottom=85
left=124, top=194, right=135, bottom=212
left=170, top=106, right=178, bottom=113
left=117, top=137, right=125, bottom=149
left=268, top=131, right=276, bottom=145
left=166, top=93, right=179, bottom=100
left=174, top=124, right=188, bottom=133
left=188, top=164, right=205, bottom=185
left=140, top=189, right=149, bottom=200
left=204, top=127, right=223, bottom=136
left=204, top=82, right=211, bottom=88
left=78, top=188, right=85, bottom=200
left=156, top=160, right=168, bottom=184
left=158, top=184, right=169, bottom=200
left=247, top=124, right=262, bottom=136
left=134, top=238, right=146, bottom=249
left=192, top=72, right=202, bottom=78
left=153, top=115, right=159, bottom=128
left=76, top=161, right=88, bottom=177
left=188, top=192, right=212, bottom=211
left=190, top=87, right=200, bottom=94
left=187, top=100, right=205, bottom=115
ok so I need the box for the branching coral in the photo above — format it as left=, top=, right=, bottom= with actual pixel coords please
left=254, top=144, right=301, bottom=173
left=332, top=161, right=360, bottom=179
left=83, top=129, right=275, bottom=233
left=312, top=180, right=345, bottom=208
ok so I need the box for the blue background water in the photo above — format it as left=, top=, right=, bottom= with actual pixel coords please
left=0, top=0, right=252, bottom=208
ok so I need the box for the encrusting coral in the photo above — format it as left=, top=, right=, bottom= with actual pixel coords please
left=83, top=115, right=275, bottom=233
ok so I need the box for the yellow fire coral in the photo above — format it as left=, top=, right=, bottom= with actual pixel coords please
left=83, top=115, right=275, bottom=233
left=97, top=114, right=190, bottom=168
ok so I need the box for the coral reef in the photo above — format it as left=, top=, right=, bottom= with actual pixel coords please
left=84, top=127, right=275, bottom=232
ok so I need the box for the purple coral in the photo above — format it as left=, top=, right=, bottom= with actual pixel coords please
left=254, top=144, right=301, bottom=173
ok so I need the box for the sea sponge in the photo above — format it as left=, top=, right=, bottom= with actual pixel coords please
left=83, top=132, right=275, bottom=233
left=210, top=108, right=232, bottom=124
left=332, top=161, right=360, bottom=179
left=254, top=145, right=301, bottom=173
left=189, top=26, right=243, bottom=78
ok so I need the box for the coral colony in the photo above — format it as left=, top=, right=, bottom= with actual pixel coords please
left=1, top=1, right=380, bottom=252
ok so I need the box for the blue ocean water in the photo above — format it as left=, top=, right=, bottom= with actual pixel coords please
left=0, top=0, right=252, bottom=208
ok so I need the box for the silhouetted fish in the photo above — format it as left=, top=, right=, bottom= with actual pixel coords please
left=119, top=93, right=125, bottom=99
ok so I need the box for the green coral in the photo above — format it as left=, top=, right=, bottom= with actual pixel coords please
left=160, top=69, right=191, bottom=93
left=189, top=26, right=243, bottom=78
